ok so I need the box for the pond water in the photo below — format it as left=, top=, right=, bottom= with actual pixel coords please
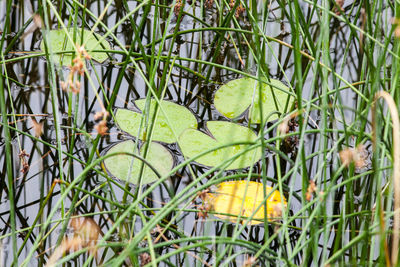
left=0, top=0, right=391, bottom=266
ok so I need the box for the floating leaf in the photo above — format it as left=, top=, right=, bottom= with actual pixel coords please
left=115, top=99, right=198, bottom=144
left=178, top=121, right=262, bottom=170
left=214, top=77, right=294, bottom=123
left=40, top=28, right=111, bottom=65
left=205, top=181, right=287, bottom=225
left=103, top=140, right=173, bottom=185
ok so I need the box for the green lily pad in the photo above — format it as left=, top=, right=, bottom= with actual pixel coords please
left=115, top=99, right=198, bottom=144
left=178, top=121, right=262, bottom=170
left=214, top=77, right=294, bottom=123
left=103, top=140, right=174, bottom=185
left=40, top=28, right=111, bottom=65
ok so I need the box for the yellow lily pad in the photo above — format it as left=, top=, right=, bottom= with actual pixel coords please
left=205, top=181, right=287, bottom=225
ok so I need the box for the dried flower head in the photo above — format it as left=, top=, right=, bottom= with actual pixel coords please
left=95, top=120, right=108, bottom=136
left=278, top=113, right=299, bottom=135
left=33, top=14, right=43, bottom=29
left=69, top=217, right=101, bottom=257
left=271, top=202, right=285, bottom=219
left=174, top=0, right=183, bottom=16
left=21, top=162, right=30, bottom=174
left=242, top=256, right=257, bottom=267
left=306, top=180, right=317, bottom=201
left=59, top=43, right=91, bottom=94
left=333, top=0, right=344, bottom=15
left=31, top=118, right=44, bottom=137
left=46, top=237, right=84, bottom=267
left=278, top=119, right=290, bottom=134
left=235, top=4, right=245, bottom=18
left=60, top=81, right=67, bottom=91
left=198, top=203, right=212, bottom=220
left=46, top=217, right=101, bottom=266
left=229, top=0, right=235, bottom=9
left=19, top=150, right=30, bottom=174
left=94, top=110, right=109, bottom=121
left=139, top=253, right=151, bottom=266
left=339, top=144, right=367, bottom=169
left=196, top=189, right=210, bottom=202
left=18, top=150, right=30, bottom=159
left=393, top=18, right=400, bottom=38
left=205, top=0, right=213, bottom=9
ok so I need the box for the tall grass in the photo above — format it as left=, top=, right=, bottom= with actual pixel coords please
left=0, top=0, right=400, bottom=266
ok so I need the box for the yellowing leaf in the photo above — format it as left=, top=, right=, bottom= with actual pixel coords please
left=205, top=181, right=287, bottom=225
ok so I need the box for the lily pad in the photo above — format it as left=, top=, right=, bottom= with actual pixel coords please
left=178, top=121, right=262, bottom=170
left=205, top=181, right=287, bottom=225
left=103, top=140, right=173, bottom=185
left=214, top=77, right=294, bottom=123
left=115, top=99, right=198, bottom=144
left=40, top=28, right=111, bottom=65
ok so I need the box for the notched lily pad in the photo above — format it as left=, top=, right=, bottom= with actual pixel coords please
left=103, top=140, right=173, bottom=185
left=40, top=28, right=111, bottom=65
left=214, top=77, right=294, bottom=123
left=115, top=99, right=198, bottom=144
left=178, top=121, right=262, bottom=170
left=205, top=181, right=287, bottom=225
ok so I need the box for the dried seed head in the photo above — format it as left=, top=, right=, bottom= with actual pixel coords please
left=242, top=256, right=257, bottom=267
left=21, top=162, right=30, bottom=174
left=77, top=44, right=86, bottom=54
left=46, top=237, right=84, bottom=267
left=339, top=148, right=353, bottom=167
left=339, top=144, right=367, bottom=168
left=306, top=180, right=316, bottom=201
left=278, top=119, right=290, bottom=134
left=94, top=110, right=109, bottom=121
left=271, top=202, right=285, bottom=218
left=205, top=0, right=213, bottom=9
left=333, top=0, right=344, bottom=14
left=19, top=150, right=30, bottom=174
left=31, top=118, right=44, bottom=137
left=393, top=18, right=400, bottom=38
left=196, top=189, right=210, bottom=201
left=174, top=0, right=183, bottom=16
left=33, top=14, right=43, bottom=29
left=139, top=253, right=151, bottom=266
left=198, top=203, right=212, bottom=220
left=229, top=0, right=235, bottom=9
left=95, top=120, right=108, bottom=136
left=18, top=150, right=30, bottom=159
left=235, top=5, right=245, bottom=18
left=69, top=217, right=101, bottom=257
left=60, top=81, right=67, bottom=91
left=75, top=80, right=81, bottom=90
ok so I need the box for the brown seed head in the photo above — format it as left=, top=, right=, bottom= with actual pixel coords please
left=242, top=256, right=257, bottom=267
left=95, top=120, right=108, bottom=136
left=306, top=180, right=317, bottom=201
left=339, top=144, right=367, bottom=169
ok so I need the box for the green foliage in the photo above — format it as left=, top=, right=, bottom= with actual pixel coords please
left=179, top=121, right=261, bottom=169
left=40, top=28, right=110, bottom=65
left=1, top=0, right=399, bottom=266
left=115, top=99, right=198, bottom=144
left=103, top=140, right=173, bottom=185
left=214, top=77, right=294, bottom=123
